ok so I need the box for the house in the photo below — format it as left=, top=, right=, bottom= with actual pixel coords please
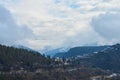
left=55, top=57, right=63, bottom=62
left=90, top=76, right=105, bottom=80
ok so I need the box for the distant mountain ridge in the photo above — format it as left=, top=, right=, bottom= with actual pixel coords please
left=43, top=48, right=69, bottom=57
left=72, top=44, right=120, bottom=72
left=54, top=45, right=109, bottom=58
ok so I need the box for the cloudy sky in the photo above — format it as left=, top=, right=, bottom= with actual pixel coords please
left=0, top=0, right=120, bottom=51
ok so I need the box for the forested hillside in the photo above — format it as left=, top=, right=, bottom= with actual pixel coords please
left=0, top=44, right=120, bottom=80
left=71, top=44, right=120, bottom=72
left=54, top=46, right=108, bottom=58
left=0, top=44, right=52, bottom=71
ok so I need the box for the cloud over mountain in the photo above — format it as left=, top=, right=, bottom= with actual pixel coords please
left=0, top=0, right=120, bottom=51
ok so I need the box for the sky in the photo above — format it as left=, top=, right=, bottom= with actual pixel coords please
left=0, top=0, right=120, bottom=51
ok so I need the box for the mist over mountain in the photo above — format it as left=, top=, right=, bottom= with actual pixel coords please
left=43, top=47, right=69, bottom=57
left=12, top=45, right=36, bottom=52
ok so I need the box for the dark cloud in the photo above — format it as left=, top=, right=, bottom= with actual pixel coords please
left=0, top=5, right=33, bottom=45
left=91, top=13, right=120, bottom=40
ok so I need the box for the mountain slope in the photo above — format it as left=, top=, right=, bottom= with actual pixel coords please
left=54, top=46, right=108, bottom=58
left=43, top=48, right=64, bottom=57
left=73, top=44, right=120, bottom=72
left=0, top=44, right=52, bottom=71
left=43, top=48, right=69, bottom=58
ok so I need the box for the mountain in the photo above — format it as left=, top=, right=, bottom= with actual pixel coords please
left=0, top=44, right=53, bottom=71
left=44, top=48, right=68, bottom=57
left=72, top=44, right=120, bottom=72
left=0, top=44, right=119, bottom=80
left=44, top=48, right=62, bottom=57
left=54, top=46, right=109, bottom=58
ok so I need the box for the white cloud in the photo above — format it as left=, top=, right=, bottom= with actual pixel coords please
left=91, top=13, right=120, bottom=40
left=0, top=0, right=120, bottom=51
left=0, top=5, right=33, bottom=45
